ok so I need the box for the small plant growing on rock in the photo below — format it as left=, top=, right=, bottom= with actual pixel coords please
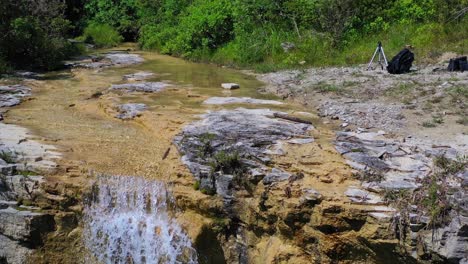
left=196, top=133, right=216, bottom=158
left=385, top=155, right=467, bottom=243
left=209, top=150, right=244, bottom=175
left=0, top=150, right=16, bottom=163
left=352, top=169, right=385, bottom=182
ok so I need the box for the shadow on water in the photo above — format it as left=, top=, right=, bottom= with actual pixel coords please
left=194, top=226, right=227, bottom=264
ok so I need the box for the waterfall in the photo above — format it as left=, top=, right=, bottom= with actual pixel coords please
left=83, top=175, right=198, bottom=264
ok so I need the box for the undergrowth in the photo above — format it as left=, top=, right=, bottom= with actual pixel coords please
left=385, top=155, right=468, bottom=243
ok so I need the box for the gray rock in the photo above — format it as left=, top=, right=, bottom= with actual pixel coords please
left=110, top=82, right=169, bottom=93
left=0, top=174, right=44, bottom=201
left=0, top=85, right=31, bottom=108
left=345, top=188, right=383, bottom=205
left=115, top=103, right=147, bottom=120
left=0, top=234, right=33, bottom=264
left=122, top=71, right=154, bottom=81
left=0, top=207, right=53, bottom=242
left=299, top=188, right=322, bottom=206
left=288, top=138, right=315, bottom=144
left=221, top=83, right=240, bottom=89
left=203, top=97, right=283, bottom=105
left=66, top=53, right=144, bottom=69
left=263, top=169, right=291, bottom=185
left=105, top=53, right=143, bottom=65
left=174, top=108, right=312, bottom=199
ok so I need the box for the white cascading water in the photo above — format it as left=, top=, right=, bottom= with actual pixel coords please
left=83, top=175, right=198, bottom=264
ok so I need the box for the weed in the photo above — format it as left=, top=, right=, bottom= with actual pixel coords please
left=209, top=150, right=244, bottom=176
left=456, top=116, right=468, bottom=126
left=0, top=150, right=16, bottom=163
left=422, top=121, right=437, bottom=128
left=18, top=170, right=36, bottom=177
left=431, top=115, right=444, bottom=125
left=385, top=155, right=467, bottom=242
left=193, top=180, right=200, bottom=190
left=352, top=169, right=385, bottom=183
left=314, top=82, right=342, bottom=94
left=197, top=133, right=216, bottom=158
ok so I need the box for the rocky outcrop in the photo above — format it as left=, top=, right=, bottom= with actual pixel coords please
left=174, top=108, right=313, bottom=199
left=335, top=129, right=468, bottom=262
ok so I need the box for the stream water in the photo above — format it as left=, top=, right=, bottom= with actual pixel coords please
left=3, top=47, right=334, bottom=263
left=83, top=175, right=197, bottom=264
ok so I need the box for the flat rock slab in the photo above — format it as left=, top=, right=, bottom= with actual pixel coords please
left=0, top=123, right=61, bottom=172
left=203, top=97, right=283, bottom=105
left=115, top=103, right=147, bottom=120
left=0, top=85, right=31, bottom=108
left=122, top=71, right=155, bottom=81
left=0, top=207, right=54, bottom=241
left=110, top=82, right=169, bottom=93
left=66, top=53, right=144, bottom=69
left=174, top=108, right=313, bottom=198
left=105, top=53, right=144, bottom=65
left=0, top=234, right=33, bottom=264
left=345, top=188, right=383, bottom=205
left=221, top=83, right=240, bottom=89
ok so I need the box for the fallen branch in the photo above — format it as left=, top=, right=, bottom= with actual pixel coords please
left=273, top=113, right=312, bottom=125
left=162, top=147, right=171, bottom=160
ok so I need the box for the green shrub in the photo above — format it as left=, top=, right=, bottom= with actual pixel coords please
left=83, top=23, right=122, bottom=48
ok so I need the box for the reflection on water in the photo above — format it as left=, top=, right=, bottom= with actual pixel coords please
left=83, top=175, right=198, bottom=264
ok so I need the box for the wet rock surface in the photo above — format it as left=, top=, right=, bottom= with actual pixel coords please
left=0, top=85, right=31, bottom=108
left=115, top=103, right=147, bottom=120
left=122, top=71, right=154, bottom=81
left=66, top=52, right=144, bottom=69
left=110, top=82, right=169, bottom=93
left=203, top=97, right=283, bottom=105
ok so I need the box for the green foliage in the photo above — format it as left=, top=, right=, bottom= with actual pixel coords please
left=82, top=23, right=123, bottom=48
left=85, top=0, right=139, bottom=40
left=0, top=0, right=82, bottom=71
left=209, top=150, right=244, bottom=175
left=0, top=151, right=16, bottom=164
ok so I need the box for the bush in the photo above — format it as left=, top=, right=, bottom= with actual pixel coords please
left=0, top=0, right=82, bottom=71
left=82, top=23, right=123, bottom=48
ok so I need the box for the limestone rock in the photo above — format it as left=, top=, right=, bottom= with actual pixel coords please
left=115, top=103, right=147, bottom=120
left=122, top=71, right=154, bottom=81
left=0, top=85, right=31, bottom=108
left=221, top=83, right=240, bottom=89
left=203, top=97, right=283, bottom=105
left=110, top=82, right=169, bottom=93
left=263, top=169, right=291, bottom=185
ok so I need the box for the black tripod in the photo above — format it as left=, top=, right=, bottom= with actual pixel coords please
left=367, top=41, right=388, bottom=70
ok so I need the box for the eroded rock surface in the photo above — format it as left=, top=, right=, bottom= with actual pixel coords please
left=174, top=108, right=313, bottom=199
left=66, top=52, right=144, bottom=69
left=115, top=103, right=147, bottom=120
left=0, top=85, right=31, bottom=108
left=335, top=130, right=468, bottom=262
left=110, top=82, right=169, bottom=93
left=122, top=71, right=154, bottom=81
left=203, top=97, right=283, bottom=105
